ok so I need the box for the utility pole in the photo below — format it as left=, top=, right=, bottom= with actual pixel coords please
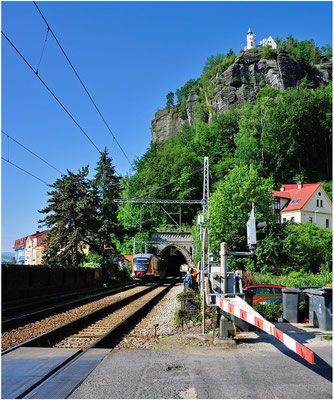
left=201, top=156, right=210, bottom=334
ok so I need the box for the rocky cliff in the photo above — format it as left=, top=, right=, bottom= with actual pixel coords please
left=151, top=48, right=332, bottom=142
left=151, top=105, right=184, bottom=143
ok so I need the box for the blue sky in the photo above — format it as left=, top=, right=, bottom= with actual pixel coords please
left=1, top=1, right=332, bottom=253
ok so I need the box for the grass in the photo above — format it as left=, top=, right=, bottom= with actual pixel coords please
left=322, top=335, right=332, bottom=341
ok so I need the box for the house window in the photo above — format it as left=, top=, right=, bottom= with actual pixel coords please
left=283, top=218, right=286, bottom=222
left=309, top=217, right=312, bottom=222
left=274, top=198, right=280, bottom=210
left=291, top=217, right=295, bottom=222
left=317, top=200, right=319, bottom=207
left=320, top=200, right=323, bottom=207
left=326, top=219, right=329, bottom=228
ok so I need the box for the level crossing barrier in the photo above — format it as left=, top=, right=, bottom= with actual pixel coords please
left=204, top=278, right=315, bottom=365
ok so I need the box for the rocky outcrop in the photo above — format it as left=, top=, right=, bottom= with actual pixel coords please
left=151, top=48, right=332, bottom=142
left=186, top=91, right=198, bottom=126
left=212, top=48, right=331, bottom=115
left=151, top=105, right=184, bottom=143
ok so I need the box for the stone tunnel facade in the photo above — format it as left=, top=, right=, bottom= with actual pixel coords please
left=150, top=232, right=194, bottom=265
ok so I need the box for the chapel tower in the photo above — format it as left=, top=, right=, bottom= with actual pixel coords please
left=246, top=27, right=256, bottom=49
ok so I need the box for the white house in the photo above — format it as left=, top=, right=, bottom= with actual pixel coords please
left=272, top=182, right=332, bottom=230
left=245, top=28, right=277, bottom=50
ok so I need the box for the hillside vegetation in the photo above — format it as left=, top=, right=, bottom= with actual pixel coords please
left=119, top=36, right=332, bottom=278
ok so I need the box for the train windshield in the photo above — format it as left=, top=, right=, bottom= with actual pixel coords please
left=134, top=258, right=150, bottom=265
left=133, top=256, right=151, bottom=270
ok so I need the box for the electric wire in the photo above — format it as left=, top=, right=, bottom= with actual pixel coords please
left=33, top=1, right=133, bottom=167
left=2, top=157, right=49, bottom=185
left=2, top=130, right=64, bottom=175
left=36, top=26, right=49, bottom=75
left=1, top=31, right=102, bottom=155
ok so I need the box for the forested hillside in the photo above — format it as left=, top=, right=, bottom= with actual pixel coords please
left=118, top=36, right=332, bottom=277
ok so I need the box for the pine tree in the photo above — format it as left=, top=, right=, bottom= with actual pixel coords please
left=39, top=166, right=95, bottom=267
left=90, top=148, right=123, bottom=275
left=166, top=92, right=174, bottom=109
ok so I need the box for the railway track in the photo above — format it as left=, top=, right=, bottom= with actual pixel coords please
left=2, top=281, right=160, bottom=351
left=2, top=281, right=139, bottom=331
left=2, top=279, right=176, bottom=399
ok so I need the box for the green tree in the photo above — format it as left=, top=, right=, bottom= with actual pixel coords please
left=39, top=167, right=94, bottom=267
left=166, top=92, right=174, bottom=109
left=90, top=148, right=123, bottom=256
left=209, top=165, right=274, bottom=256
left=175, top=79, right=198, bottom=119
left=261, top=45, right=276, bottom=59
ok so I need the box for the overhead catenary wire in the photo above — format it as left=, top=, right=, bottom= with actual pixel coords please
left=2, top=130, right=64, bottom=175
left=2, top=157, right=50, bottom=185
left=36, top=26, right=49, bottom=75
left=33, top=1, right=133, bottom=167
left=2, top=31, right=102, bottom=155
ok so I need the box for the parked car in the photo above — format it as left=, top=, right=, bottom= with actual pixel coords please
left=244, top=285, right=285, bottom=305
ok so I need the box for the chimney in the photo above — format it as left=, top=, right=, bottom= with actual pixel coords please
left=298, top=182, right=303, bottom=189
left=280, top=186, right=285, bottom=192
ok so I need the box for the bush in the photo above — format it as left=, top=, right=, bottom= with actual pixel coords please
left=253, top=302, right=283, bottom=321
left=252, top=268, right=332, bottom=288
left=262, top=45, right=276, bottom=59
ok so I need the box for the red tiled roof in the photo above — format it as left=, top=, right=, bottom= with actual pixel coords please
left=124, top=255, right=133, bottom=262
left=271, top=190, right=291, bottom=199
left=27, top=230, right=49, bottom=247
left=272, top=183, right=323, bottom=211
left=14, top=236, right=27, bottom=249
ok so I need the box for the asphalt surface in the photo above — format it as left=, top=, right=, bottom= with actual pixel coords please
left=69, top=324, right=332, bottom=399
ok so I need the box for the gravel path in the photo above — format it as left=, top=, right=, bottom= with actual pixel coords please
left=115, top=282, right=184, bottom=349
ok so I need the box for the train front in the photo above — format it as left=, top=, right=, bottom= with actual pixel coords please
left=132, top=254, right=152, bottom=278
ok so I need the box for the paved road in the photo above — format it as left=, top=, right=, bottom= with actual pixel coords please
left=70, top=324, right=332, bottom=399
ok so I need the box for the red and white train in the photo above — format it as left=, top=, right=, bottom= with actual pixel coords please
left=132, top=253, right=167, bottom=279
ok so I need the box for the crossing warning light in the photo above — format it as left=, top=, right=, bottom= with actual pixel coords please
left=247, top=203, right=266, bottom=251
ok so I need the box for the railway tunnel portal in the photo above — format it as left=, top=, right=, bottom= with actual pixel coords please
left=151, top=232, right=194, bottom=276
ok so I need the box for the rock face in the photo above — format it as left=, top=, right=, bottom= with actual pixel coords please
left=151, top=48, right=332, bottom=142
left=186, top=91, right=199, bottom=126
left=212, top=48, right=332, bottom=115
left=151, top=105, right=184, bottom=143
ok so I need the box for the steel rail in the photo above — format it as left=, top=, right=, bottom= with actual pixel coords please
left=2, top=281, right=137, bottom=316
left=2, top=281, right=167, bottom=355
left=2, top=282, right=140, bottom=331
left=5, top=279, right=177, bottom=399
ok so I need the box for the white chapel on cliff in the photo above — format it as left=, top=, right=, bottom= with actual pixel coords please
left=245, top=28, right=277, bottom=50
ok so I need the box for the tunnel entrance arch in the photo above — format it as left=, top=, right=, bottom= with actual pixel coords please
left=159, top=245, right=191, bottom=276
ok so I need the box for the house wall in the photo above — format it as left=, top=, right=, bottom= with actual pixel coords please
left=15, top=247, right=25, bottom=264
left=300, top=212, right=332, bottom=230
left=25, top=237, right=33, bottom=265
left=303, top=186, right=332, bottom=215
left=280, top=211, right=302, bottom=223
left=35, top=247, right=45, bottom=265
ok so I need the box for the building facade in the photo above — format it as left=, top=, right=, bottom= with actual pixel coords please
left=246, top=28, right=277, bottom=50
left=272, top=183, right=332, bottom=230
left=21, top=230, right=49, bottom=265
left=13, top=236, right=27, bottom=264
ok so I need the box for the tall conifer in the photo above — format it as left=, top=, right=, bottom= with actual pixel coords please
left=39, top=166, right=94, bottom=267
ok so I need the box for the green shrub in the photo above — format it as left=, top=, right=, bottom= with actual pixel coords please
left=262, top=45, right=276, bottom=59
left=253, top=302, right=283, bottom=321
left=252, top=268, right=332, bottom=288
